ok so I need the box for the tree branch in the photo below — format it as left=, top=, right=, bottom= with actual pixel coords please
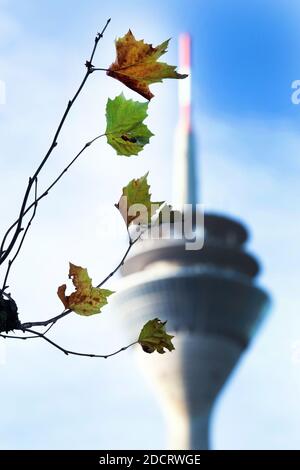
left=1, top=177, right=39, bottom=293
left=97, top=230, right=142, bottom=288
left=0, top=18, right=111, bottom=266
left=20, top=309, right=71, bottom=330
left=0, top=332, right=40, bottom=340
left=0, top=133, right=104, bottom=259
left=22, top=328, right=138, bottom=359
left=0, top=329, right=138, bottom=360
left=20, top=230, right=142, bottom=330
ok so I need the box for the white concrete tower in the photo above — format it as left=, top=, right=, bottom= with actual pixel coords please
left=113, top=34, right=270, bottom=450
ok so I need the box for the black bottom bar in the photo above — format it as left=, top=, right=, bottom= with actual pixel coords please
left=0, top=450, right=299, bottom=466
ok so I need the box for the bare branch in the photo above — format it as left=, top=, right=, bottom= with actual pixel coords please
left=1, top=177, right=39, bottom=293
left=97, top=230, right=142, bottom=288
left=20, top=309, right=71, bottom=330
left=0, top=133, right=104, bottom=261
left=20, top=231, right=142, bottom=330
left=0, top=332, right=40, bottom=340
left=23, top=328, right=138, bottom=359
left=0, top=18, right=111, bottom=266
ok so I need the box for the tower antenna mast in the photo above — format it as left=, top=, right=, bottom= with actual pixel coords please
left=173, top=33, right=198, bottom=209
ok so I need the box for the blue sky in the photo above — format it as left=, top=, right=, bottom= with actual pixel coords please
left=0, top=0, right=300, bottom=450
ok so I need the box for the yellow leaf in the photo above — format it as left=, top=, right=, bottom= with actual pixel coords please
left=57, top=263, right=114, bottom=316
left=138, top=318, right=175, bottom=354
left=107, top=30, right=187, bottom=100
left=115, top=173, right=164, bottom=227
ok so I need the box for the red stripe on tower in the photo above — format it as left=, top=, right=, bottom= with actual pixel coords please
left=178, top=33, right=192, bottom=131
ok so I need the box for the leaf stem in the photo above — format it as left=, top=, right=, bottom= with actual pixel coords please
left=90, top=67, right=109, bottom=72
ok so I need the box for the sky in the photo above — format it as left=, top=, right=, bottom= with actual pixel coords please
left=0, top=0, right=300, bottom=450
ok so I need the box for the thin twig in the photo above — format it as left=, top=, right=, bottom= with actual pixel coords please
left=97, top=231, right=142, bottom=288
left=20, top=231, right=142, bottom=330
left=23, top=328, right=138, bottom=358
left=0, top=18, right=111, bottom=266
left=20, top=309, right=72, bottom=330
left=0, top=134, right=104, bottom=252
left=0, top=333, right=39, bottom=340
left=1, top=177, right=39, bottom=293
left=41, top=322, right=57, bottom=335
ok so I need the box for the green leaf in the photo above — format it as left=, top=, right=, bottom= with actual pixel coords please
left=138, top=318, right=175, bottom=354
left=57, top=263, right=114, bottom=316
left=115, top=172, right=164, bottom=226
left=105, top=93, right=154, bottom=156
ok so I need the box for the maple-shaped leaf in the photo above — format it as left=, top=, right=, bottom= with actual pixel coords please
left=106, top=93, right=153, bottom=156
left=57, top=263, right=114, bottom=316
left=138, top=318, right=175, bottom=354
left=115, top=172, right=164, bottom=227
left=107, top=30, right=188, bottom=100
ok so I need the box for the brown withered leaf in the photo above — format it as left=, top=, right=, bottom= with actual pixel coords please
left=107, top=30, right=187, bottom=100
left=57, top=263, right=114, bottom=316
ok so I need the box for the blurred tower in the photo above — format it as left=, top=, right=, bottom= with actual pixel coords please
left=113, top=34, right=270, bottom=449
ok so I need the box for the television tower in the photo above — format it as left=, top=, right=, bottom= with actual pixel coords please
left=113, top=34, right=270, bottom=449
